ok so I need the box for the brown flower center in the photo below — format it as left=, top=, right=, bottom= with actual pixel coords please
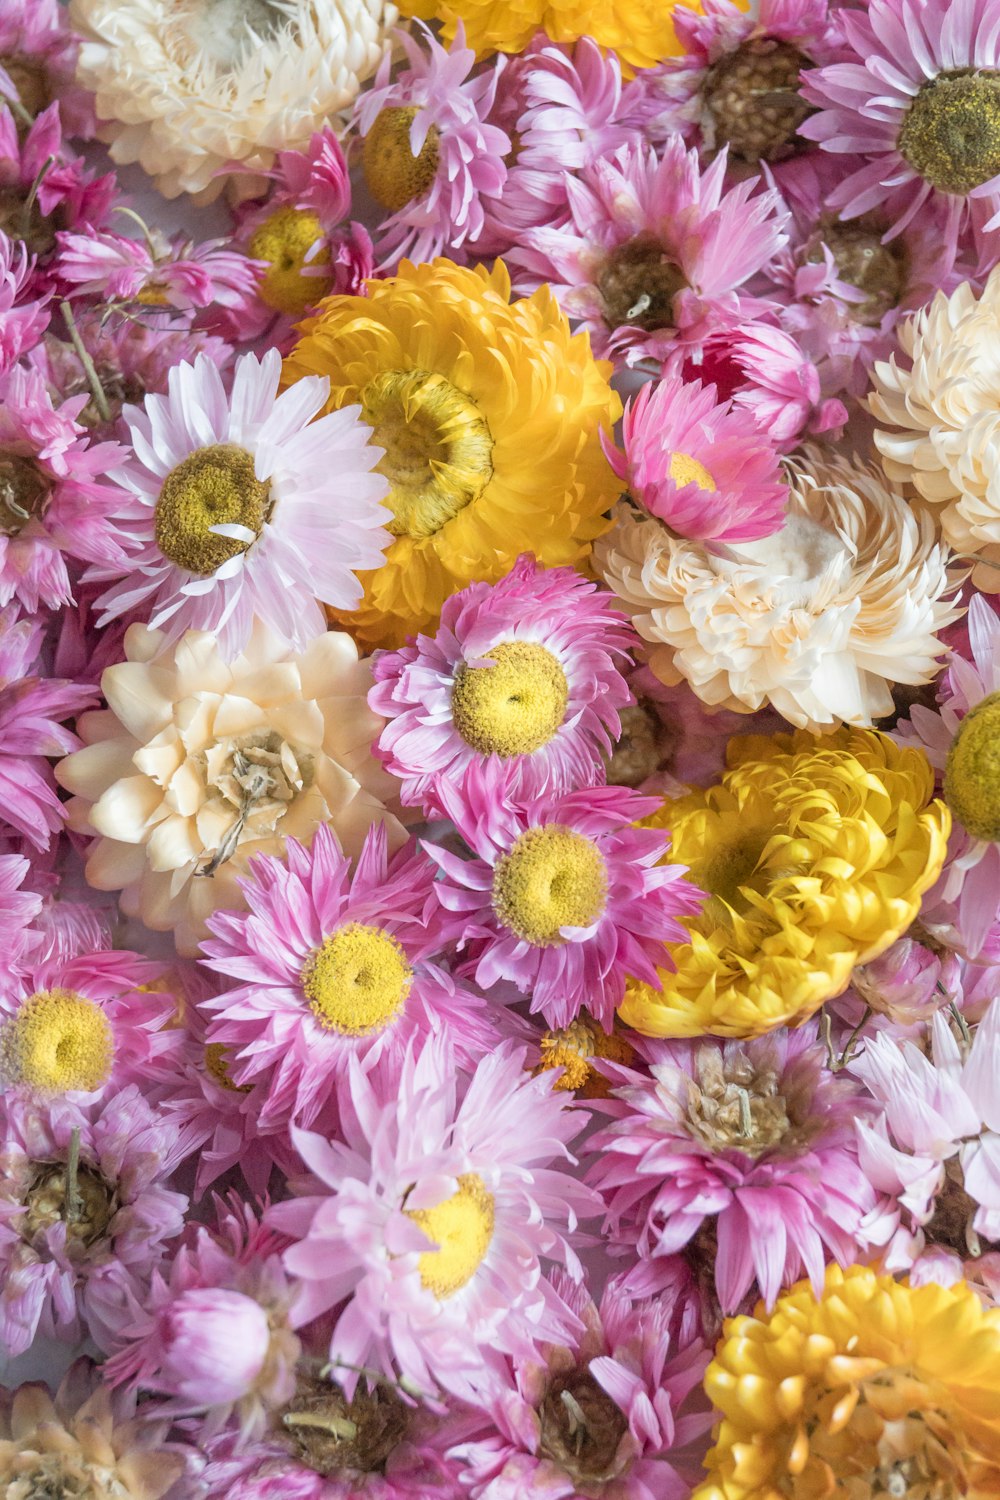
left=363, top=105, right=441, bottom=213
left=538, top=1370, right=630, bottom=1485
left=683, top=1044, right=818, bottom=1158
left=603, top=701, right=674, bottom=788
left=0, top=454, right=51, bottom=535
left=597, top=234, right=687, bottom=333
left=0, top=54, right=52, bottom=118
left=21, top=1159, right=117, bottom=1251
left=0, top=183, right=58, bottom=256
left=899, top=69, right=1000, bottom=195
left=703, top=39, right=811, bottom=163
left=195, top=728, right=315, bottom=876
left=806, top=222, right=908, bottom=326
left=279, top=1371, right=410, bottom=1477
left=923, top=1158, right=998, bottom=1259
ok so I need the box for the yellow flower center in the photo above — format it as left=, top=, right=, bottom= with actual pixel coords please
left=2, top=990, right=113, bottom=1094
left=536, top=1016, right=634, bottom=1096
left=362, top=106, right=441, bottom=213
left=669, top=452, right=716, bottom=492
left=0, top=453, right=51, bottom=536
left=360, top=368, right=494, bottom=540
left=406, top=1172, right=495, bottom=1298
left=155, top=442, right=271, bottom=576
left=943, top=691, right=1000, bottom=842
left=451, top=641, right=569, bottom=757
left=248, top=207, right=333, bottom=316
left=492, top=825, right=608, bottom=947
left=203, top=1042, right=253, bottom=1093
left=686, top=818, right=774, bottom=920
left=301, top=922, right=413, bottom=1035
left=899, top=70, right=1000, bottom=195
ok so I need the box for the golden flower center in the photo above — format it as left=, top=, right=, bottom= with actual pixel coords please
left=155, top=442, right=271, bottom=576
left=538, top=1369, right=629, bottom=1485
left=2, top=990, right=113, bottom=1095
left=301, top=922, right=413, bottom=1036
left=360, top=368, right=494, bottom=540
left=0, top=453, right=51, bottom=536
left=22, top=1160, right=116, bottom=1250
left=203, top=1042, right=253, bottom=1093
left=363, top=105, right=441, bottom=213
left=280, top=1370, right=410, bottom=1477
left=943, top=691, right=1000, bottom=841
left=248, top=206, right=333, bottom=317
left=406, top=1172, right=495, bottom=1299
left=704, top=40, right=811, bottom=164
left=536, top=1016, right=634, bottom=1096
left=597, top=233, right=687, bottom=333
left=492, top=825, right=608, bottom=947
left=451, top=641, right=569, bottom=757
left=669, top=452, right=716, bottom=492
left=898, top=70, right=1000, bottom=195
left=806, top=222, right=908, bottom=327
left=687, top=820, right=774, bottom=918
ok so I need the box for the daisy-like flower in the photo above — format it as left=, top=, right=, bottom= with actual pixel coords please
left=356, top=23, right=509, bottom=268
left=799, top=0, right=1000, bottom=246
left=607, top=374, right=788, bottom=544
left=0, top=0, right=94, bottom=138
left=0, top=1084, right=188, bottom=1356
left=55, top=227, right=260, bottom=314
left=0, top=1359, right=187, bottom=1500
left=454, top=1270, right=711, bottom=1500
left=56, top=623, right=408, bottom=956
left=369, top=555, right=636, bottom=813
left=508, top=138, right=788, bottom=365
left=425, top=764, right=702, bottom=1032
left=283, top=258, right=621, bottom=649
left=0, top=101, right=115, bottom=269
left=596, top=449, right=963, bottom=731
left=695, top=1264, right=1000, bottom=1500
left=86, top=349, right=390, bottom=661
left=619, top=727, right=950, bottom=1039
left=69, top=0, right=397, bottom=201
left=269, top=1038, right=601, bottom=1403
left=589, top=1026, right=874, bottom=1314
left=0, top=231, right=49, bottom=373
left=201, top=822, right=498, bottom=1132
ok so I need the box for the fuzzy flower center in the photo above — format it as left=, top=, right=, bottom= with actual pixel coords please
left=248, top=207, right=332, bottom=316
left=536, top=1017, right=634, bottom=1096
left=0, top=54, right=52, bottom=117
left=943, top=691, right=1000, bottom=842
left=604, top=701, right=673, bottom=789
left=898, top=70, right=1000, bottom=195
left=280, top=1370, right=410, bottom=1477
left=406, top=1172, right=495, bottom=1298
left=21, top=1157, right=117, bottom=1250
left=155, top=442, right=271, bottom=576
left=538, top=1369, right=629, bottom=1485
left=806, top=222, right=908, bottom=327
left=451, top=641, right=569, bottom=757
left=669, top=452, right=716, bottom=492
left=688, top=820, right=774, bottom=919
left=363, top=106, right=441, bottom=213
left=1, top=989, right=113, bottom=1095
left=597, top=234, right=687, bottom=333
left=703, top=39, right=811, bottom=164
left=924, top=1158, right=997, bottom=1259
left=0, top=183, right=57, bottom=256
left=301, top=922, right=413, bottom=1036
left=682, top=1044, right=816, bottom=1158
left=179, top=0, right=289, bottom=70
left=492, top=825, right=609, bottom=947
left=0, top=454, right=51, bottom=536
left=360, top=368, right=494, bottom=539
left=203, top=1042, right=253, bottom=1093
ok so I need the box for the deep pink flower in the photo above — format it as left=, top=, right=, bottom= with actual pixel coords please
left=55, top=228, right=260, bottom=313
left=0, top=852, right=41, bottom=976
left=0, top=0, right=94, bottom=137
left=0, top=230, right=49, bottom=370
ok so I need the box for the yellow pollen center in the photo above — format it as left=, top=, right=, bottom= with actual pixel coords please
left=492, top=825, right=608, bottom=947
left=943, top=691, right=1000, bottom=842
left=406, top=1172, right=495, bottom=1298
left=362, top=106, right=441, bottom=213
left=248, top=207, right=333, bottom=316
left=360, top=368, right=494, bottom=540
left=451, top=641, right=569, bottom=757
left=669, top=451, right=716, bottom=492
left=155, top=442, right=271, bottom=576
left=3, top=990, right=113, bottom=1094
left=203, top=1042, right=253, bottom=1093
left=536, top=1016, right=634, bottom=1096
left=300, top=922, right=413, bottom=1035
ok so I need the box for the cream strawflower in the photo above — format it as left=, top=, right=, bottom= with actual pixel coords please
left=56, top=623, right=408, bottom=955
left=595, top=449, right=963, bottom=731
left=68, top=0, right=397, bottom=201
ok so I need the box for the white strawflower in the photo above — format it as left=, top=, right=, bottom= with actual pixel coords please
left=594, top=449, right=963, bottom=732
left=69, top=0, right=397, bottom=201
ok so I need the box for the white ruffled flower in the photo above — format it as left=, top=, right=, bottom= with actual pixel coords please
left=69, top=0, right=397, bottom=201
left=594, top=449, right=963, bottom=732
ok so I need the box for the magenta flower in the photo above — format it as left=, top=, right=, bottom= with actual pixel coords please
left=0, top=102, right=115, bottom=281
left=0, top=231, right=49, bottom=372
left=0, top=0, right=94, bottom=137
left=606, top=374, right=788, bottom=543
left=201, top=822, right=499, bottom=1133
left=426, top=765, right=701, bottom=1031
left=369, top=556, right=636, bottom=814
left=0, top=852, right=42, bottom=976
left=269, top=1038, right=600, bottom=1403
left=55, top=228, right=260, bottom=313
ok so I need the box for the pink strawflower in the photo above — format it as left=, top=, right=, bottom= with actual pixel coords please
left=588, top=1026, right=875, bottom=1312
left=0, top=1084, right=188, bottom=1356
left=0, top=230, right=49, bottom=371
left=842, top=932, right=963, bottom=1027
left=369, top=555, right=636, bottom=813
left=454, top=1271, right=711, bottom=1500
left=425, top=766, right=701, bottom=1032
left=55, top=228, right=260, bottom=313
left=201, top=822, right=499, bottom=1133
left=0, top=0, right=94, bottom=137
left=508, top=137, right=787, bottom=364
left=0, top=102, right=115, bottom=282
left=799, top=0, right=1000, bottom=247
left=0, top=852, right=42, bottom=975
left=356, top=23, right=509, bottom=268
left=87, top=349, right=390, bottom=661
left=269, top=1038, right=600, bottom=1403
left=606, top=374, right=788, bottom=543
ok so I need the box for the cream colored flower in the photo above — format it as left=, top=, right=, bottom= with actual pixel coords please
left=594, top=449, right=963, bottom=732
left=56, top=623, right=408, bottom=955
left=69, top=0, right=397, bottom=201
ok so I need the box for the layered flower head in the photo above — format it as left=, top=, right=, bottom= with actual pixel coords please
left=56, top=623, right=407, bottom=955
left=620, top=728, right=950, bottom=1038
left=370, top=555, right=636, bottom=812
left=695, top=1264, right=1000, bottom=1500
left=0, top=0, right=93, bottom=137
left=87, top=349, right=390, bottom=662
left=596, top=449, right=963, bottom=731
left=283, top=258, right=621, bottom=649
left=0, top=102, right=115, bottom=269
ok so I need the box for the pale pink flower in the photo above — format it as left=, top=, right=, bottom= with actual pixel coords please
left=55, top=228, right=260, bottom=312
left=844, top=933, right=962, bottom=1027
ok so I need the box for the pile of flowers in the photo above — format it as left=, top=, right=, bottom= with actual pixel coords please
left=3, top=0, right=1000, bottom=1493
